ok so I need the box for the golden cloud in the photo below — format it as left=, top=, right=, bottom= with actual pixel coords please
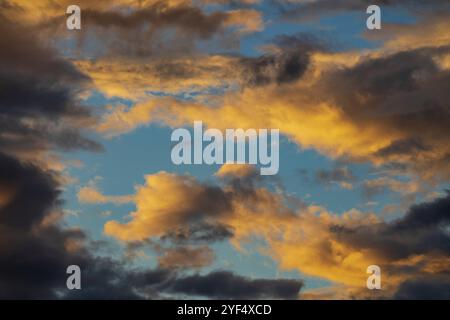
left=75, top=55, right=241, bottom=100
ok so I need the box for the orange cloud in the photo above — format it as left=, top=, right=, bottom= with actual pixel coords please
left=75, top=55, right=241, bottom=100
left=215, top=164, right=258, bottom=179
left=105, top=171, right=231, bottom=241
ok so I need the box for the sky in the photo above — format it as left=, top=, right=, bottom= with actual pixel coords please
left=0, top=0, right=449, bottom=299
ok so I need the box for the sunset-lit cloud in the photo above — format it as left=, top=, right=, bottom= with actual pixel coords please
left=75, top=55, right=241, bottom=100
left=78, top=186, right=134, bottom=205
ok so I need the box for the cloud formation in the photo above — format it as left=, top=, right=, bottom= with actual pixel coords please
left=20, top=1, right=264, bottom=59
left=96, top=16, right=450, bottom=182
left=103, top=166, right=450, bottom=298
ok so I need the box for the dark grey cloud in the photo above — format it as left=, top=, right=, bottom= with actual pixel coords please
left=166, top=271, right=303, bottom=299
left=0, top=153, right=59, bottom=229
left=392, top=192, right=450, bottom=230
left=0, top=14, right=101, bottom=156
left=394, top=275, right=450, bottom=300
left=375, top=138, right=430, bottom=157
left=39, top=2, right=248, bottom=58
left=240, top=33, right=324, bottom=86
left=81, top=5, right=226, bottom=37
left=0, top=152, right=107, bottom=298
left=62, top=256, right=305, bottom=300
left=331, top=191, right=450, bottom=261
left=63, top=261, right=174, bottom=300
left=331, top=47, right=450, bottom=98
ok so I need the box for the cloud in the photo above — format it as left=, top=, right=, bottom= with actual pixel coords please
left=362, top=177, right=421, bottom=197
left=215, top=164, right=259, bottom=179
left=63, top=260, right=304, bottom=299
left=165, top=271, right=303, bottom=299
left=330, top=191, right=450, bottom=262
left=26, top=1, right=263, bottom=59
left=363, top=12, right=450, bottom=52
left=78, top=3, right=262, bottom=35
left=75, top=55, right=241, bottom=100
left=315, top=166, right=355, bottom=189
left=62, top=260, right=168, bottom=299
left=0, top=152, right=137, bottom=298
left=266, top=191, right=449, bottom=298
left=374, top=137, right=430, bottom=158
left=394, top=275, right=450, bottom=300
left=320, top=47, right=450, bottom=181
left=104, top=168, right=450, bottom=298
left=239, top=33, right=324, bottom=86
left=0, top=14, right=101, bottom=162
left=157, top=246, right=215, bottom=269
left=161, top=222, right=234, bottom=244
left=104, top=171, right=233, bottom=242
left=77, top=185, right=134, bottom=205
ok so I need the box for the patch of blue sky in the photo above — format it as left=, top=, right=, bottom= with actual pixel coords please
left=146, top=84, right=237, bottom=101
